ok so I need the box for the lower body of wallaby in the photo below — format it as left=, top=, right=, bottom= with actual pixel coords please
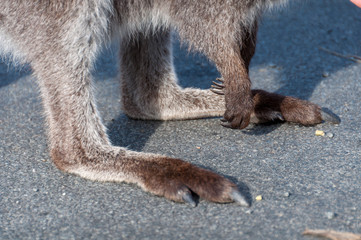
left=0, top=0, right=339, bottom=207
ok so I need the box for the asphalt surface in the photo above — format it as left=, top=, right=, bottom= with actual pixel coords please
left=1, top=1, right=360, bottom=239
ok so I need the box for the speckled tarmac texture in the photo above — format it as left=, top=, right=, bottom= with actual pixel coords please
left=1, top=1, right=360, bottom=239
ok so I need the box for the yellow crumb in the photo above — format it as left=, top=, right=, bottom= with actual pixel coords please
left=315, top=130, right=325, bottom=136
left=255, top=195, right=263, bottom=201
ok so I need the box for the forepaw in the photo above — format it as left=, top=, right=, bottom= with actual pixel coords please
left=211, top=78, right=253, bottom=129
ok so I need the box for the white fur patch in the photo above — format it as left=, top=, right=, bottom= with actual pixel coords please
left=0, top=29, right=26, bottom=63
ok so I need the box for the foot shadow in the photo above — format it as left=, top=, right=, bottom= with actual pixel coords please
left=0, top=60, right=31, bottom=88
left=107, top=115, right=164, bottom=152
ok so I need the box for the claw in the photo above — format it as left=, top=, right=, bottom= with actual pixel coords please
left=321, top=108, right=341, bottom=124
left=221, top=121, right=232, bottom=128
left=276, top=112, right=285, bottom=121
left=216, top=77, right=224, bottom=83
left=211, top=84, right=223, bottom=90
left=272, top=112, right=285, bottom=121
left=220, top=117, right=227, bottom=122
left=182, top=191, right=197, bottom=207
left=210, top=78, right=225, bottom=94
left=211, top=88, right=225, bottom=95
left=230, top=189, right=250, bottom=207
left=212, top=81, right=224, bottom=88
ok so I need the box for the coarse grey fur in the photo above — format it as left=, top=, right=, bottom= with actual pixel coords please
left=0, top=0, right=334, bottom=205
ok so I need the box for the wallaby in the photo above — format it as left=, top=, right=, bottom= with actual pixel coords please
left=0, top=0, right=339, bottom=207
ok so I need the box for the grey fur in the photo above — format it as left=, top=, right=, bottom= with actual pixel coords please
left=0, top=0, right=306, bottom=204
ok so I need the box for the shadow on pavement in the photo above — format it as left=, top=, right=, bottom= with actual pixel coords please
left=107, top=115, right=163, bottom=152
left=256, top=1, right=361, bottom=100
left=0, top=60, right=31, bottom=88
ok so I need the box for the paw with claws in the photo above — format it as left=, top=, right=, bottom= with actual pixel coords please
left=140, top=157, right=250, bottom=207
left=211, top=78, right=254, bottom=129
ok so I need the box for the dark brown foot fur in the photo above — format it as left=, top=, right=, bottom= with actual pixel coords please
left=212, top=78, right=340, bottom=126
left=139, top=157, right=250, bottom=207
left=223, top=91, right=254, bottom=129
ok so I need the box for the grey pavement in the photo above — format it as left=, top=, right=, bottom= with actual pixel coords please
left=1, top=1, right=360, bottom=239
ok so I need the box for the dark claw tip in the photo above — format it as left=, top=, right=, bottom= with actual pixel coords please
left=211, top=84, right=223, bottom=90
left=210, top=89, right=225, bottom=95
left=216, top=77, right=224, bottom=83
left=321, top=108, right=341, bottom=124
left=221, top=121, right=232, bottom=128
left=275, top=112, right=285, bottom=121
left=212, top=81, right=224, bottom=88
left=182, top=191, right=197, bottom=207
left=230, top=189, right=250, bottom=207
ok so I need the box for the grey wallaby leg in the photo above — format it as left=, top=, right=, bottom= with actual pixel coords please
left=0, top=1, right=248, bottom=206
left=119, top=28, right=225, bottom=120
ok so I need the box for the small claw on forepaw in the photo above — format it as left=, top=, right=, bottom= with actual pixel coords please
left=321, top=108, right=341, bottom=124
left=211, top=88, right=225, bottom=95
left=220, top=117, right=227, bottom=122
left=274, top=112, right=285, bottom=121
left=212, top=81, right=224, bottom=89
left=230, top=189, right=250, bottom=207
left=221, top=121, right=232, bottom=128
left=182, top=191, right=197, bottom=207
left=211, top=84, right=223, bottom=90
left=216, top=77, right=224, bottom=83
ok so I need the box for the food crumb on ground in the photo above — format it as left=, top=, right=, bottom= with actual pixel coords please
left=315, top=130, right=325, bottom=136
